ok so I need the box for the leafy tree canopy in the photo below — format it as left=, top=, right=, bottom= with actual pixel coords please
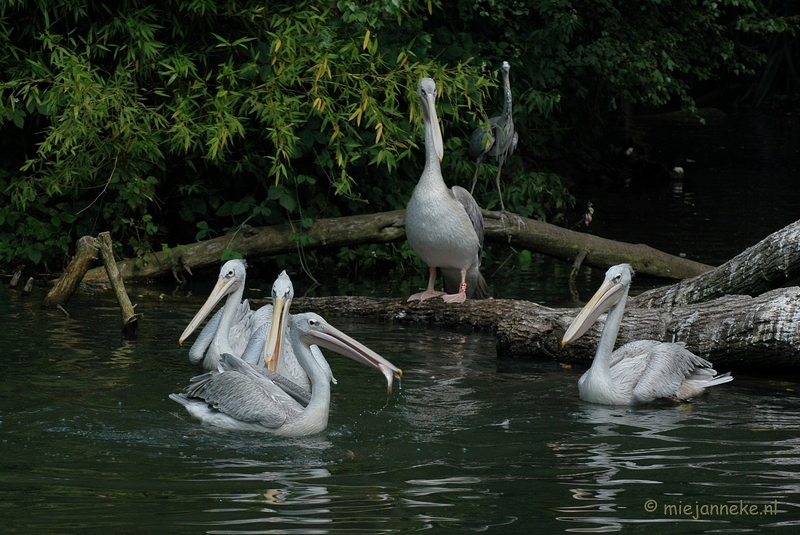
left=0, top=0, right=796, bottom=273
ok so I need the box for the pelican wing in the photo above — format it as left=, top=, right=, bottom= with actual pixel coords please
left=227, top=298, right=258, bottom=355
left=604, top=340, right=656, bottom=398
left=628, top=342, right=714, bottom=403
left=240, top=328, right=313, bottom=406
left=451, top=185, right=485, bottom=251
left=183, top=354, right=303, bottom=429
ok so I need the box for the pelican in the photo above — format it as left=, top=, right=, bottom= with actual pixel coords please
left=405, top=77, right=489, bottom=303
left=468, top=61, right=518, bottom=212
left=179, top=259, right=268, bottom=370
left=180, top=264, right=311, bottom=393
left=170, top=312, right=403, bottom=436
left=561, top=264, right=732, bottom=405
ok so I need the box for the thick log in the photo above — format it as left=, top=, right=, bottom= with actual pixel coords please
left=497, top=288, right=800, bottom=371
left=631, top=218, right=800, bottom=309
left=283, top=290, right=800, bottom=371
left=96, top=231, right=142, bottom=336
left=77, top=210, right=711, bottom=284
left=482, top=212, right=711, bottom=279
left=42, top=236, right=98, bottom=308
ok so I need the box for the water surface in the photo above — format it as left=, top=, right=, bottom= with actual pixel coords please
left=2, top=289, right=799, bottom=534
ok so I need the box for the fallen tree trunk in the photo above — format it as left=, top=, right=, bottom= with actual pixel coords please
left=77, top=209, right=711, bottom=284
left=496, top=287, right=800, bottom=370
left=284, top=289, right=800, bottom=371
left=631, top=218, right=800, bottom=309
left=279, top=219, right=800, bottom=371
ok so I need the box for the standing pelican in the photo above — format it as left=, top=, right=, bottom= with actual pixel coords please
left=561, top=264, right=732, bottom=405
left=170, top=313, right=403, bottom=436
left=468, top=61, right=518, bottom=212
left=405, top=77, right=489, bottom=303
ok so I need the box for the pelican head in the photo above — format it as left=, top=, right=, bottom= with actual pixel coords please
left=561, top=264, right=634, bottom=346
left=418, top=77, right=443, bottom=162
left=179, top=259, right=248, bottom=345
left=291, top=312, right=403, bottom=394
left=263, top=270, right=294, bottom=372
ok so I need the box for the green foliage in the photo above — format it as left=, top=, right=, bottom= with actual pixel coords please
left=0, top=0, right=795, bottom=275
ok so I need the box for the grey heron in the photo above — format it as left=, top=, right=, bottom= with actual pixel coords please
left=468, top=61, right=517, bottom=213
left=405, top=77, right=489, bottom=303
left=561, top=264, right=732, bottom=405
left=170, top=312, right=403, bottom=436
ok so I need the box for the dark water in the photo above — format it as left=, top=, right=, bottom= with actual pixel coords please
left=583, top=110, right=800, bottom=266
left=2, top=290, right=800, bottom=534
left=3, top=111, right=800, bottom=533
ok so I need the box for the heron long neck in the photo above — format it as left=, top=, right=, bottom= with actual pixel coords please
left=590, top=287, right=629, bottom=381
left=501, top=70, right=513, bottom=121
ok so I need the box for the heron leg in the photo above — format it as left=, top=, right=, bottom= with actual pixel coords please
left=469, top=156, right=484, bottom=195
left=493, top=158, right=523, bottom=228
left=408, top=267, right=446, bottom=302
left=441, top=269, right=468, bottom=304
left=494, top=159, right=506, bottom=212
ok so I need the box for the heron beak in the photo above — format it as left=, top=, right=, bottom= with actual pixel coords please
left=304, top=321, right=403, bottom=394
left=179, top=275, right=239, bottom=345
left=561, top=278, right=625, bottom=346
left=263, top=293, right=292, bottom=371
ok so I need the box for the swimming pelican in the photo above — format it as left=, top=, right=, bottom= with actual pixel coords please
left=180, top=264, right=307, bottom=383
left=561, top=264, right=732, bottom=405
left=405, top=77, right=489, bottom=303
left=179, top=259, right=268, bottom=370
left=170, top=312, right=403, bottom=436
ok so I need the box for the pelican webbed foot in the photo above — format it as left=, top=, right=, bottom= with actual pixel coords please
left=408, top=289, right=446, bottom=302
left=440, top=280, right=468, bottom=304
left=440, top=291, right=467, bottom=304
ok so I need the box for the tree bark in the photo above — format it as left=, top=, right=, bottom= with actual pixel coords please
left=496, top=288, right=800, bottom=370
left=277, top=219, right=800, bottom=371
left=96, top=232, right=142, bottom=337
left=631, top=218, right=800, bottom=309
left=76, top=209, right=711, bottom=284
left=282, top=288, right=800, bottom=371
left=42, top=235, right=98, bottom=308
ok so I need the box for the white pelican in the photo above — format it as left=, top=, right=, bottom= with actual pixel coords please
left=170, top=312, right=403, bottom=436
left=561, top=264, right=732, bottom=405
left=405, top=77, right=489, bottom=303
left=180, top=264, right=310, bottom=388
left=179, top=259, right=268, bottom=370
